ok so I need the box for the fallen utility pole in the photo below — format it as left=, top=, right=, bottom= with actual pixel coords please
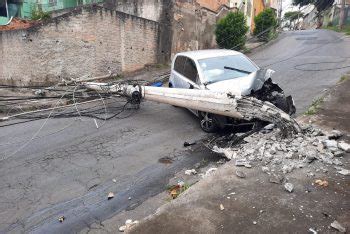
left=83, top=82, right=301, bottom=137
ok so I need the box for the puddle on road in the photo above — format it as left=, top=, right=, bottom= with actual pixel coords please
left=158, top=157, right=174, bottom=164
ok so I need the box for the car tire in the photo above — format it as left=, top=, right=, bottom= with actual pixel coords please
left=199, top=112, right=219, bottom=133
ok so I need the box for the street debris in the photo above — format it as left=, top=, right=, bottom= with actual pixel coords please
left=119, top=219, right=139, bottom=232
left=328, top=130, right=343, bottom=140
left=209, top=126, right=347, bottom=180
left=201, top=167, right=217, bottom=178
left=107, top=192, right=115, bottom=200
left=220, top=204, right=225, bottom=211
left=168, top=182, right=190, bottom=199
left=336, top=167, right=350, bottom=176
left=284, top=183, right=294, bottom=193
left=58, top=216, right=65, bottom=223
left=112, top=179, right=117, bottom=183
left=314, top=179, right=328, bottom=187
left=253, top=221, right=257, bottom=225
left=308, top=228, right=317, bottom=234
left=330, top=220, right=346, bottom=233
left=235, top=170, right=246, bottom=178
left=184, top=141, right=196, bottom=147
left=338, top=141, right=350, bottom=152
left=185, top=169, right=197, bottom=175
left=235, top=159, right=252, bottom=168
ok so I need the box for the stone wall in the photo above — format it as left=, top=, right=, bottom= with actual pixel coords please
left=171, top=1, right=221, bottom=57
left=0, top=6, right=160, bottom=85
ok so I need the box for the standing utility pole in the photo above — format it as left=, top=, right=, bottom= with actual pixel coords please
left=339, top=0, right=346, bottom=29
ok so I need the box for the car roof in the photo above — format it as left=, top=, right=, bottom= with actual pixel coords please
left=175, top=49, right=242, bottom=61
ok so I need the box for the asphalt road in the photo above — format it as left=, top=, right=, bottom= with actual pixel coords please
left=0, top=29, right=349, bottom=233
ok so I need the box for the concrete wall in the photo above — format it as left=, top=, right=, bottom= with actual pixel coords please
left=104, top=0, right=163, bottom=22
left=171, top=1, right=221, bottom=57
left=0, top=6, right=160, bottom=85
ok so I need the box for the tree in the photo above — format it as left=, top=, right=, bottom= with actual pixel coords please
left=292, top=0, right=334, bottom=16
left=284, top=11, right=304, bottom=29
left=292, top=0, right=334, bottom=27
left=215, top=12, right=249, bottom=50
left=253, top=8, right=278, bottom=41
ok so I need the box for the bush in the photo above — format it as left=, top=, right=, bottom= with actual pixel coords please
left=31, top=8, right=51, bottom=21
left=215, top=12, right=249, bottom=50
left=253, top=8, right=277, bottom=41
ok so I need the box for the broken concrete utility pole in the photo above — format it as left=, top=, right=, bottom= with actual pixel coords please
left=83, top=82, right=301, bottom=137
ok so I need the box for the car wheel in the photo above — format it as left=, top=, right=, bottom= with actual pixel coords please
left=199, top=112, right=219, bottom=133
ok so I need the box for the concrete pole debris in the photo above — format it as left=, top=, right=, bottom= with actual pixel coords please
left=83, top=82, right=301, bottom=137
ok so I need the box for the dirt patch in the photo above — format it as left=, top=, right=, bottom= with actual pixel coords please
left=0, top=18, right=36, bottom=31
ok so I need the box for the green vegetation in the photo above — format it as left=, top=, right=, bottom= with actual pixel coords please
left=304, top=96, right=324, bottom=115
left=338, top=75, right=349, bottom=83
left=31, top=8, right=51, bottom=20
left=215, top=12, right=249, bottom=50
left=293, top=0, right=334, bottom=12
left=253, top=8, right=278, bottom=41
left=284, top=11, right=304, bottom=22
left=323, top=25, right=350, bottom=35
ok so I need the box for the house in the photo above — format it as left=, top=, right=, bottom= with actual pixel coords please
left=0, top=0, right=103, bottom=19
left=230, top=0, right=266, bottom=31
left=323, top=0, right=350, bottom=26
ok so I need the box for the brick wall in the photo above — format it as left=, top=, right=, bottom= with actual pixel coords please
left=0, top=6, right=160, bottom=86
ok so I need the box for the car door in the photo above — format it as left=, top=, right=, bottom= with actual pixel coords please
left=182, top=57, right=200, bottom=89
left=171, top=55, right=187, bottom=88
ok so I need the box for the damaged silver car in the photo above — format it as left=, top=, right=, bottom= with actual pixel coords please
left=169, top=49, right=296, bottom=132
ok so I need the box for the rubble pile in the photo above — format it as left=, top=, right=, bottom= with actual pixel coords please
left=213, top=125, right=350, bottom=176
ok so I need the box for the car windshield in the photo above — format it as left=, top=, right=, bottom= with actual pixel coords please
left=198, top=54, right=258, bottom=84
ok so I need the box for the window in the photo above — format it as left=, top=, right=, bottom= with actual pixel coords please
left=174, top=56, right=186, bottom=75
left=198, top=54, right=258, bottom=84
left=183, top=58, right=198, bottom=83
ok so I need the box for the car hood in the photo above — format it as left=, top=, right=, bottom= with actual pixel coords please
left=206, top=69, right=274, bottom=96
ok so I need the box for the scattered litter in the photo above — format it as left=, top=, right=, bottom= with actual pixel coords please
left=336, top=168, right=350, bottom=176
left=119, top=225, right=126, bottom=232
left=185, top=169, right=197, bottom=175
left=338, top=141, right=350, bottom=152
left=308, top=228, right=317, bottom=234
left=128, top=197, right=131, bottom=200
left=264, top=123, right=275, bottom=130
left=168, top=182, right=189, bottom=199
left=235, top=170, right=246, bottom=178
left=93, top=119, right=99, bottom=129
left=330, top=220, right=346, bottom=233
left=322, top=140, right=338, bottom=151
left=107, top=192, right=114, bottom=200
left=210, top=126, right=345, bottom=177
left=284, top=183, right=294, bottom=193
left=58, top=216, right=65, bottom=223
left=220, top=204, right=225, bottom=210
left=202, top=167, right=217, bottom=178
left=212, top=146, right=237, bottom=159
left=328, top=130, right=343, bottom=140
left=253, top=221, right=257, bottom=225
left=119, top=219, right=139, bottom=232
left=314, top=179, right=328, bottom=187
left=235, top=159, right=251, bottom=168
left=184, top=141, right=196, bottom=147
left=112, top=179, right=117, bottom=183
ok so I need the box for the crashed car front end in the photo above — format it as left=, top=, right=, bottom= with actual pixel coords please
left=202, top=68, right=296, bottom=131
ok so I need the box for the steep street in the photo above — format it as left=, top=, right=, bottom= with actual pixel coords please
left=0, top=29, right=349, bottom=233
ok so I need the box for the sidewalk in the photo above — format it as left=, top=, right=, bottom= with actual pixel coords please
left=128, top=79, right=350, bottom=233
